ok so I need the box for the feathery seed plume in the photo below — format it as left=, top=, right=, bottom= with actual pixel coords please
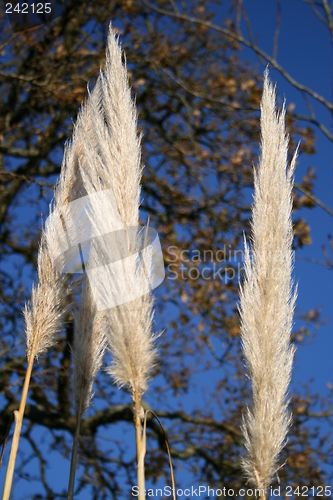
left=57, top=88, right=107, bottom=415
left=72, top=278, right=106, bottom=415
left=76, top=28, right=159, bottom=499
left=61, top=27, right=159, bottom=499
left=24, top=232, right=65, bottom=361
left=238, top=69, right=297, bottom=494
left=78, top=25, right=158, bottom=400
left=4, top=103, right=77, bottom=500
left=27, top=112, right=91, bottom=357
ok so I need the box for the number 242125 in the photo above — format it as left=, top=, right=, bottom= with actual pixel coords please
left=6, top=3, right=52, bottom=14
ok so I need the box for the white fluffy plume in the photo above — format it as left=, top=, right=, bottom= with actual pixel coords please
left=58, top=86, right=108, bottom=414
left=36, top=73, right=106, bottom=411
left=24, top=233, right=65, bottom=361
left=77, top=27, right=142, bottom=228
left=24, top=110, right=84, bottom=360
left=238, top=69, right=297, bottom=493
left=76, top=25, right=158, bottom=400
left=72, top=279, right=106, bottom=415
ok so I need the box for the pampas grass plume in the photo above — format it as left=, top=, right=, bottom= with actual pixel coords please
left=75, top=26, right=158, bottom=499
left=24, top=232, right=65, bottom=361
left=238, top=69, right=297, bottom=495
left=72, top=279, right=106, bottom=415
left=78, top=25, right=157, bottom=400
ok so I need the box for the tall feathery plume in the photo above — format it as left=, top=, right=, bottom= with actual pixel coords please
left=238, top=69, right=297, bottom=497
left=2, top=216, right=65, bottom=500
left=46, top=82, right=108, bottom=500
left=1, top=72, right=95, bottom=497
left=76, top=26, right=158, bottom=500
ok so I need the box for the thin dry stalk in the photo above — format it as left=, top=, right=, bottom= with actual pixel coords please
left=135, top=394, right=145, bottom=499
left=238, top=69, right=297, bottom=496
left=67, top=387, right=84, bottom=500
left=2, top=355, right=33, bottom=500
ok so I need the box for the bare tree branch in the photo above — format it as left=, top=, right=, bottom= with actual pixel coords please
left=141, top=0, right=333, bottom=113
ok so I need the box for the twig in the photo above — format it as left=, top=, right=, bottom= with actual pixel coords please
left=144, top=410, right=176, bottom=500
left=0, top=413, right=14, bottom=471
left=273, top=0, right=282, bottom=61
left=294, top=183, right=333, bottom=218
left=291, top=113, right=333, bottom=142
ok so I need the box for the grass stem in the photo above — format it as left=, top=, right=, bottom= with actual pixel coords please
left=2, top=354, right=34, bottom=500
left=135, top=393, right=145, bottom=500
left=67, top=386, right=84, bottom=500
